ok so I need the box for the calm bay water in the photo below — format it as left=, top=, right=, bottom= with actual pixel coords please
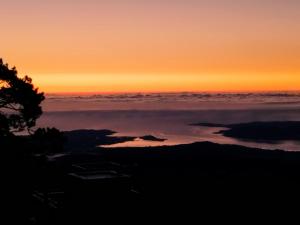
left=37, top=92, right=300, bottom=151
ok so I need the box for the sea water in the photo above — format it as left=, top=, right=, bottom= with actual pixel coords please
left=37, top=92, right=300, bottom=151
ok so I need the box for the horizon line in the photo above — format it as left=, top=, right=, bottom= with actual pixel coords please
left=44, top=89, right=300, bottom=95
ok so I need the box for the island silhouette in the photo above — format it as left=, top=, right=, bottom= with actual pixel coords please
left=193, top=121, right=300, bottom=141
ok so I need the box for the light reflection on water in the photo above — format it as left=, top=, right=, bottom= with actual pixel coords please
left=101, top=126, right=226, bottom=148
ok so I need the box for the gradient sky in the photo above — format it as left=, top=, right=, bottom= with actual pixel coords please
left=1, top=0, right=300, bottom=93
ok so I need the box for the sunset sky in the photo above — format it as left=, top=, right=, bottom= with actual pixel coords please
left=1, top=0, right=300, bottom=93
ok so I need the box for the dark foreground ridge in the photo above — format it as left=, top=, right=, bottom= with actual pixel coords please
left=4, top=137, right=300, bottom=224
left=193, top=121, right=300, bottom=142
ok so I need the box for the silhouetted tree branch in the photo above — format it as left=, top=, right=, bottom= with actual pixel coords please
left=0, top=58, right=45, bottom=136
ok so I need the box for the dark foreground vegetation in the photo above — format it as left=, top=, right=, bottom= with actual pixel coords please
left=3, top=135, right=300, bottom=224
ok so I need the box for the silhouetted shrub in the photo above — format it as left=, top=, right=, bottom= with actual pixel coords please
left=32, top=127, right=66, bottom=154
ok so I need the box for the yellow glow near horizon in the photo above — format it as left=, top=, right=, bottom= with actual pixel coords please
left=32, top=73, right=300, bottom=93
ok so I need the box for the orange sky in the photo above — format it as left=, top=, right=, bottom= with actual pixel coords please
left=1, top=0, right=300, bottom=93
